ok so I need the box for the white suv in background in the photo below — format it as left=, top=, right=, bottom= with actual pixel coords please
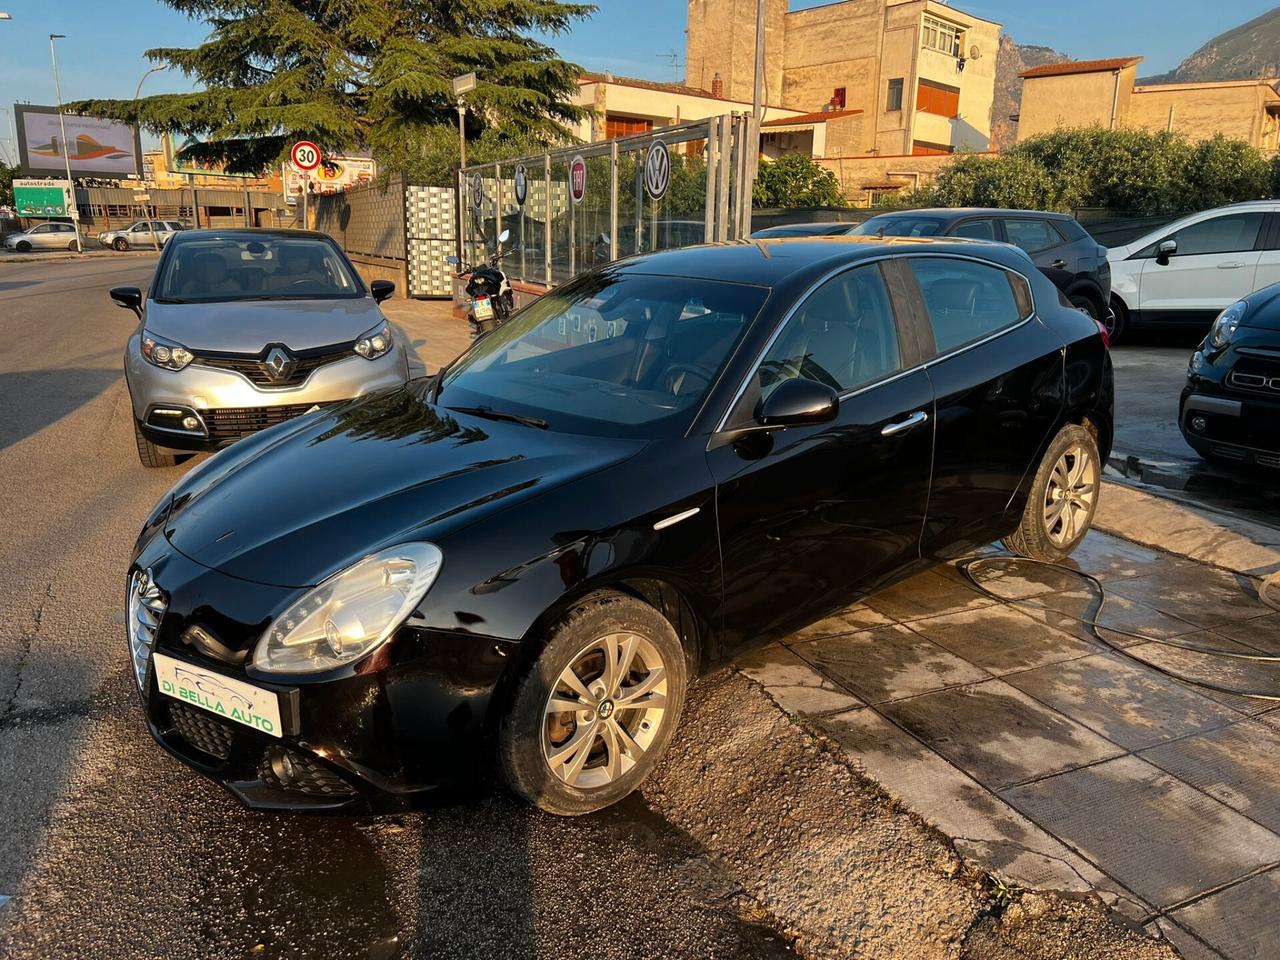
left=1108, top=201, right=1280, bottom=339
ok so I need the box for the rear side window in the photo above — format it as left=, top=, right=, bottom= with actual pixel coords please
left=851, top=216, right=944, bottom=238
left=951, top=219, right=998, bottom=241
left=1003, top=219, right=1061, bottom=253
left=909, top=258, right=1023, bottom=353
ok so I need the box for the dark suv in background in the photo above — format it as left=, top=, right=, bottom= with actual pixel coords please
left=845, top=210, right=1113, bottom=334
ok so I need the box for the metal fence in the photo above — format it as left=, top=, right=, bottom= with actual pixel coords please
left=313, top=174, right=406, bottom=260
left=459, top=114, right=757, bottom=287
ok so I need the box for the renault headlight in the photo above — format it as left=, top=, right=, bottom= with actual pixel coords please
left=354, top=322, right=393, bottom=360
left=252, top=543, right=443, bottom=674
left=141, top=330, right=194, bottom=370
left=1209, top=302, right=1245, bottom=350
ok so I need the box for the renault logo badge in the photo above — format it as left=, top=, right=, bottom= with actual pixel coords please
left=263, top=347, right=296, bottom=382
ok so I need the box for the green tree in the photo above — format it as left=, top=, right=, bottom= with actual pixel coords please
left=927, top=153, right=1056, bottom=210
left=0, top=162, right=17, bottom=209
left=66, top=0, right=594, bottom=176
left=1185, top=134, right=1271, bottom=210
left=753, top=154, right=847, bottom=208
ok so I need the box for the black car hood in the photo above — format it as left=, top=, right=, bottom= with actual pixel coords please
left=163, top=385, right=644, bottom=588
left=1243, top=285, right=1280, bottom=331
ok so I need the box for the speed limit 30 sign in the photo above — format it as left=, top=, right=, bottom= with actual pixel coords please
left=291, top=141, right=322, bottom=171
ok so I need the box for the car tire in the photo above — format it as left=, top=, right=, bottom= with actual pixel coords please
left=133, top=419, right=178, bottom=469
left=1107, top=296, right=1129, bottom=344
left=1004, top=424, right=1101, bottom=562
left=113, top=237, right=129, bottom=251
left=1068, top=292, right=1102, bottom=324
left=499, top=591, right=688, bottom=816
left=16, top=240, right=30, bottom=252
left=67, top=240, right=78, bottom=251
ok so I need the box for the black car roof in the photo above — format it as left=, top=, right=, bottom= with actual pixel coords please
left=867, top=208, right=1077, bottom=222
left=614, top=235, right=1033, bottom=287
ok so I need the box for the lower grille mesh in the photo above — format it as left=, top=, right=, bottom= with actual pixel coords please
left=203, top=403, right=327, bottom=442
left=168, top=701, right=235, bottom=760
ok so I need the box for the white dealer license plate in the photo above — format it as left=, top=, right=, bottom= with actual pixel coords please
left=473, top=296, right=494, bottom=320
left=153, top=653, right=283, bottom=738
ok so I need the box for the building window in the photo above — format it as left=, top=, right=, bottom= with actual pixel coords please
left=833, top=87, right=847, bottom=109
left=922, top=15, right=963, bottom=58
left=912, top=140, right=955, bottom=156
left=603, top=115, right=653, bottom=140
left=916, top=79, right=960, bottom=118
left=886, top=78, right=904, bottom=112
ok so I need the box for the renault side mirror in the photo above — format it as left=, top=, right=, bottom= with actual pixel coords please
left=110, top=286, right=143, bottom=319
left=756, top=378, right=839, bottom=428
left=1156, top=239, right=1177, bottom=266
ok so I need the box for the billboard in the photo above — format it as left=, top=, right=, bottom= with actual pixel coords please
left=283, top=154, right=376, bottom=203
left=13, top=178, right=75, bottom=218
left=166, top=133, right=255, bottom=179
left=15, top=105, right=143, bottom=180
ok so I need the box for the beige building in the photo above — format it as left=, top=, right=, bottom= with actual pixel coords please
left=1017, top=58, right=1280, bottom=152
left=687, top=0, right=1001, bottom=157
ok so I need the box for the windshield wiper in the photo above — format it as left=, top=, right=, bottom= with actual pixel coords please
left=449, top=405, right=549, bottom=429
left=154, top=297, right=190, bottom=304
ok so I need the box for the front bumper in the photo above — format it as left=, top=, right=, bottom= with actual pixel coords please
left=126, top=334, right=410, bottom=451
left=1180, top=385, right=1280, bottom=468
left=130, top=538, right=520, bottom=811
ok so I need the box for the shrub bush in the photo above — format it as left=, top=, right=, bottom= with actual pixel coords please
left=753, top=154, right=847, bottom=208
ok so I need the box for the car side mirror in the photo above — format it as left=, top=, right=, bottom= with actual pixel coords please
left=1156, top=239, right=1177, bottom=266
left=370, top=279, right=395, bottom=303
left=756, top=378, right=839, bottom=428
left=110, top=286, right=143, bottom=318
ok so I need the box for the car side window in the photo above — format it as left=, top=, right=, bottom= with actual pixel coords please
left=951, top=219, right=998, bottom=241
left=1003, top=219, right=1061, bottom=253
left=30, top=225, right=49, bottom=234
left=132, top=224, right=148, bottom=233
left=909, top=258, right=1023, bottom=353
left=756, top=264, right=903, bottom=398
left=1161, top=213, right=1265, bottom=257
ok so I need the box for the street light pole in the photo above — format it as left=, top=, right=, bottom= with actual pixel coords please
left=450, top=72, right=477, bottom=263
left=134, top=64, right=167, bottom=252
left=49, top=33, right=82, bottom=253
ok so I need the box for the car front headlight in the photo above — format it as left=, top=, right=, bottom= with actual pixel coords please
left=354, top=322, right=393, bottom=360
left=252, top=543, right=443, bottom=675
left=1209, top=301, right=1246, bottom=350
left=141, top=330, right=194, bottom=371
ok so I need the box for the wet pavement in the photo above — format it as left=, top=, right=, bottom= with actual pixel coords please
left=741, top=530, right=1280, bottom=960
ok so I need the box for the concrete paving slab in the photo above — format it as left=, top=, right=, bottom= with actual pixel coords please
left=863, top=568, right=998, bottom=621
left=782, top=603, right=896, bottom=643
left=791, top=623, right=990, bottom=704
left=879, top=679, right=1124, bottom=790
left=1022, top=587, right=1201, bottom=645
left=816, top=708, right=1151, bottom=914
left=1106, top=566, right=1274, bottom=629
left=1140, top=718, right=1280, bottom=835
left=1125, top=641, right=1280, bottom=716
left=902, top=604, right=1098, bottom=676
left=1001, top=755, right=1280, bottom=909
left=1002, top=653, right=1244, bottom=751
left=737, top=645, right=864, bottom=717
left=1168, top=867, right=1280, bottom=960
left=1182, top=614, right=1280, bottom=657
left=1144, top=917, right=1226, bottom=960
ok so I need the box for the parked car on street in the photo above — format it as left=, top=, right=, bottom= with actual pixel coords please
left=849, top=209, right=1114, bottom=334
left=99, top=219, right=188, bottom=251
left=110, top=228, right=407, bottom=468
left=3, top=221, right=84, bottom=252
left=126, top=235, right=1112, bottom=816
left=1108, top=201, right=1280, bottom=341
left=1180, top=285, right=1280, bottom=469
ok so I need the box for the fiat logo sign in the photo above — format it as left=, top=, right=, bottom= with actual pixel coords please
left=569, top=155, right=587, bottom=204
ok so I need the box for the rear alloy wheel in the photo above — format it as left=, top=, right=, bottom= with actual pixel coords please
left=1106, top=297, right=1128, bottom=344
left=133, top=419, right=178, bottom=469
left=1069, top=293, right=1101, bottom=323
left=500, top=592, right=687, bottom=815
left=113, top=237, right=129, bottom=251
left=1004, top=424, right=1100, bottom=561
left=16, top=240, right=31, bottom=253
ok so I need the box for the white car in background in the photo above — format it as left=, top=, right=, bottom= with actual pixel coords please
left=1107, top=200, right=1280, bottom=339
left=3, top=221, right=84, bottom=252
left=98, top=220, right=188, bottom=251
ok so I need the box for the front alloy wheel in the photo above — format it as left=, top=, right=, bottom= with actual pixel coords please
left=501, top=592, right=687, bottom=815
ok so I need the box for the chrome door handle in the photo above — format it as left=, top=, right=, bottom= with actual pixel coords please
left=881, top=411, right=929, bottom=437
left=1218, top=262, right=1246, bottom=269
left=1051, top=259, right=1067, bottom=270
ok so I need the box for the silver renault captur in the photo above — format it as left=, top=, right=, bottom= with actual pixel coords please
left=110, top=229, right=409, bottom=467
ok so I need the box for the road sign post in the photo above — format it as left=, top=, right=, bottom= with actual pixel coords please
left=290, top=141, right=321, bottom=229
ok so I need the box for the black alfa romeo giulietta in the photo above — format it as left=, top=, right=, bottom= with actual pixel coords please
left=127, top=236, right=1114, bottom=815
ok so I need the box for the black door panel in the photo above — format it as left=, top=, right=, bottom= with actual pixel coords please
left=712, top=369, right=934, bottom=659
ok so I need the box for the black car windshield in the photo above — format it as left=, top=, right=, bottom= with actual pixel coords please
left=439, top=272, right=769, bottom=439
left=154, top=236, right=363, bottom=302
left=850, top=216, right=945, bottom=238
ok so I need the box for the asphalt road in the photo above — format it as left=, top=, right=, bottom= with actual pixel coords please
left=0, top=257, right=795, bottom=960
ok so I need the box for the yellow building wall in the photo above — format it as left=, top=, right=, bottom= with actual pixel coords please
left=686, top=0, right=786, bottom=106
left=817, top=151, right=984, bottom=203
left=1016, top=64, right=1138, bottom=141
left=1127, top=84, right=1277, bottom=149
